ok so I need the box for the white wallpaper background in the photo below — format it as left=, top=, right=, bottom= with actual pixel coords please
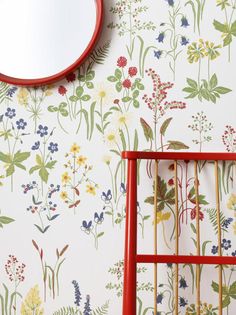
left=0, top=0, right=236, bottom=314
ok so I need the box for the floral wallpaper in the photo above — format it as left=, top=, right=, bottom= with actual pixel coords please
left=0, top=0, right=236, bottom=314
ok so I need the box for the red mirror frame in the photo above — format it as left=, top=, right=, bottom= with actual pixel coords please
left=0, top=0, right=103, bottom=87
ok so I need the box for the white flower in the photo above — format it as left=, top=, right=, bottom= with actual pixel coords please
left=104, top=129, right=119, bottom=148
left=102, top=155, right=112, bottom=165
left=93, top=83, right=113, bottom=105
left=113, top=112, right=132, bottom=129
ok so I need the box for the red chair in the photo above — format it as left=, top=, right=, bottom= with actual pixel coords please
left=122, top=151, right=236, bottom=315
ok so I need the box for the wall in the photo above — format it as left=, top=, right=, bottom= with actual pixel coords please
left=0, top=0, right=236, bottom=314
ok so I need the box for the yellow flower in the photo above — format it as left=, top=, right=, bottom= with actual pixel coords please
left=187, top=40, right=206, bottom=63
left=104, top=129, right=119, bottom=148
left=17, top=88, right=29, bottom=106
left=76, top=155, right=87, bottom=166
left=203, top=41, right=221, bottom=60
left=70, top=143, right=80, bottom=154
left=156, top=211, right=171, bottom=224
left=86, top=184, right=96, bottom=195
left=61, top=172, right=71, bottom=184
left=60, top=191, right=68, bottom=200
left=44, top=85, right=53, bottom=96
left=227, top=193, right=236, bottom=212
left=21, top=285, right=44, bottom=315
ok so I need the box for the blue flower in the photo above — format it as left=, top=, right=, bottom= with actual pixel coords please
left=5, top=107, right=16, bottom=119
left=179, top=276, right=188, bottom=289
left=48, top=142, right=58, bottom=153
left=181, top=36, right=189, bottom=46
left=120, top=183, right=126, bottom=194
left=157, top=293, right=164, bottom=304
left=165, top=0, right=174, bottom=6
left=32, top=141, right=40, bottom=150
left=167, top=263, right=173, bottom=268
left=37, top=125, right=48, bottom=137
left=94, top=212, right=104, bottom=224
left=221, top=239, right=231, bottom=250
left=179, top=297, right=188, bottom=307
left=72, top=280, right=82, bottom=307
left=181, top=17, right=189, bottom=27
left=7, top=87, right=17, bottom=97
left=101, top=189, right=112, bottom=203
left=16, top=118, right=27, bottom=130
left=83, top=295, right=92, bottom=315
left=154, top=50, right=163, bottom=59
left=222, top=217, right=233, bottom=229
left=81, top=220, right=93, bottom=234
left=211, top=245, right=218, bottom=255
left=232, top=250, right=236, bottom=256
left=156, top=32, right=165, bottom=43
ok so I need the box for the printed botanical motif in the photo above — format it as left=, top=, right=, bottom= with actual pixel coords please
left=0, top=0, right=236, bottom=314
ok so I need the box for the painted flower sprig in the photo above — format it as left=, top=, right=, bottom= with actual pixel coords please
left=0, top=108, right=30, bottom=191
left=29, top=125, right=58, bottom=194
left=183, top=39, right=231, bottom=103
left=22, top=181, right=60, bottom=233
left=61, top=144, right=98, bottom=214
left=81, top=211, right=105, bottom=249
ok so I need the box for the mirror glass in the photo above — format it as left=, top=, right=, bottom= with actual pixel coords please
left=0, top=0, right=99, bottom=82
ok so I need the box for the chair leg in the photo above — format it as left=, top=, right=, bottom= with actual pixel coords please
left=123, top=159, right=137, bottom=315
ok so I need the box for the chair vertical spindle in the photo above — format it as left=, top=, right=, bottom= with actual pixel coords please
left=174, top=160, right=179, bottom=315
left=123, top=159, right=137, bottom=315
left=215, top=161, right=223, bottom=314
left=154, top=160, right=158, bottom=315
left=194, top=161, right=201, bottom=315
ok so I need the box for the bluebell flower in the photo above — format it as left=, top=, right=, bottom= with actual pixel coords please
left=165, top=0, right=174, bottom=6
left=181, top=17, right=189, bottom=27
left=154, top=50, right=163, bottom=59
left=72, top=280, right=82, bottom=307
left=179, top=297, right=188, bottom=307
left=167, top=263, right=173, bottom=268
left=37, top=125, right=48, bottom=137
left=232, top=250, right=236, bottom=256
left=221, top=239, right=231, bottom=250
left=222, top=217, right=233, bottom=229
left=120, top=183, right=126, bottom=194
left=48, top=142, right=58, bottom=153
left=5, top=107, right=16, bottom=119
left=7, top=87, right=17, bottom=97
left=32, top=141, right=40, bottom=150
left=81, top=220, right=93, bottom=234
left=16, top=118, right=27, bottom=130
left=156, top=32, right=165, bottom=43
left=101, top=189, right=112, bottom=203
left=181, top=36, right=189, bottom=46
left=179, top=276, right=188, bottom=289
left=157, top=293, right=164, bottom=304
left=83, top=295, right=92, bottom=315
left=94, top=212, right=104, bottom=224
left=211, top=245, right=218, bottom=255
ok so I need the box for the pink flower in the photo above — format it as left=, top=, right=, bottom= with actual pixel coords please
left=168, top=178, right=174, bottom=186
left=128, top=67, right=137, bottom=77
left=122, top=79, right=132, bottom=89
left=58, top=86, right=67, bottom=96
left=66, top=72, right=76, bottom=82
left=117, top=56, right=127, bottom=68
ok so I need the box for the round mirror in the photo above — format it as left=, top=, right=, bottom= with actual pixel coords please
left=0, top=0, right=103, bottom=86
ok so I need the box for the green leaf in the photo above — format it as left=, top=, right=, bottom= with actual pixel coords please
left=190, top=223, right=196, bottom=234
left=214, top=86, right=232, bottom=94
left=140, top=118, right=153, bottom=142
left=89, top=101, right=96, bottom=140
left=107, top=76, right=117, bottom=82
left=0, top=216, right=14, bottom=225
left=182, top=87, right=196, bottom=93
left=213, top=19, right=228, bottom=33
left=231, top=20, right=236, bottom=35
left=132, top=90, right=139, bottom=99
left=0, top=152, right=11, bottom=163
left=29, top=165, right=41, bottom=174
left=76, top=86, right=84, bottom=98
left=209, top=74, right=218, bottom=89
left=59, top=102, right=67, bottom=110
left=115, top=82, right=122, bottom=92
left=187, top=78, right=198, bottom=89
left=36, top=154, right=43, bottom=166
left=46, top=161, right=57, bottom=169
left=97, top=232, right=104, bottom=238
left=81, top=95, right=91, bottom=102
left=222, top=296, right=231, bottom=308
left=160, top=118, right=173, bottom=136
left=133, top=99, right=140, bottom=108
left=115, top=69, right=122, bottom=80
left=122, top=96, right=132, bottom=103
left=39, top=167, right=49, bottom=183
left=167, top=141, right=189, bottom=150
left=137, top=83, right=144, bottom=90
left=86, top=81, right=94, bottom=89
left=133, top=129, right=138, bottom=151
left=223, top=33, right=232, bottom=46
left=69, top=95, right=79, bottom=102
left=85, top=71, right=95, bottom=81
left=15, top=163, right=26, bottom=170
left=6, top=164, right=15, bottom=177
left=60, top=109, right=69, bottom=117
left=48, top=106, right=58, bottom=112
left=13, top=151, right=30, bottom=163
left=229, top=281, right=236, bottom=295
left=211, top=281, right=219, bottom=293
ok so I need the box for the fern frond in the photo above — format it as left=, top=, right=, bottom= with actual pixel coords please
left=90, top=41, right=111, bottom=65
left=206, top=208, right=226, bottom=234
left=52, top=306, right=79, bottom=315
left=92, top=300, right=109, bottom=315
left=0, top=82, right=10, bottom=104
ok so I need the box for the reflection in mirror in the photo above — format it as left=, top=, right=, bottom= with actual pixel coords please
left=0, top=0, right=98, bottom=81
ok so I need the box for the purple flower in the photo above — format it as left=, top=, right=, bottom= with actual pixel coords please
left=181, top=36, right=189, bottom=46
left=83, top=295, right=92, bottom=315
left=179, top=297, right=188, bottom=307
left=232, top=250, right=236, bottom=256
left=211, top=245, right=218, bottom=255
left=48, top=142, right=58, bottom=154
left=32, top=141, right=40, bottom=150
left=222, top=217, right=233, bottom=229
left=81, top=220, right=93, bottom=234
left=157, top=293, right=164, bottom=304
left=94, top=212, right=104, bottom=224
left=16, top=118, right=27, bottom=130
left=221, top=239, right=231, bottom=250
left=120, top=183, right=126, bottom=194
left=37, top=125, right=48, bottom=137
left=5, top=107, right=16, bottom=119
left=179, top=277, right=188, bottom=289
left=181, top=17, right=189, bottom=27
left=7, top=87, right=17, bottom=97
left=156, top=32, right=165, bottom=43
left=154, top=50, right=163, bottom=59
left=101, top=189, right=112, bottom=203
left=165, top=0, right=174, bottom=6
left=72, top=280, right=81, bottom=307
